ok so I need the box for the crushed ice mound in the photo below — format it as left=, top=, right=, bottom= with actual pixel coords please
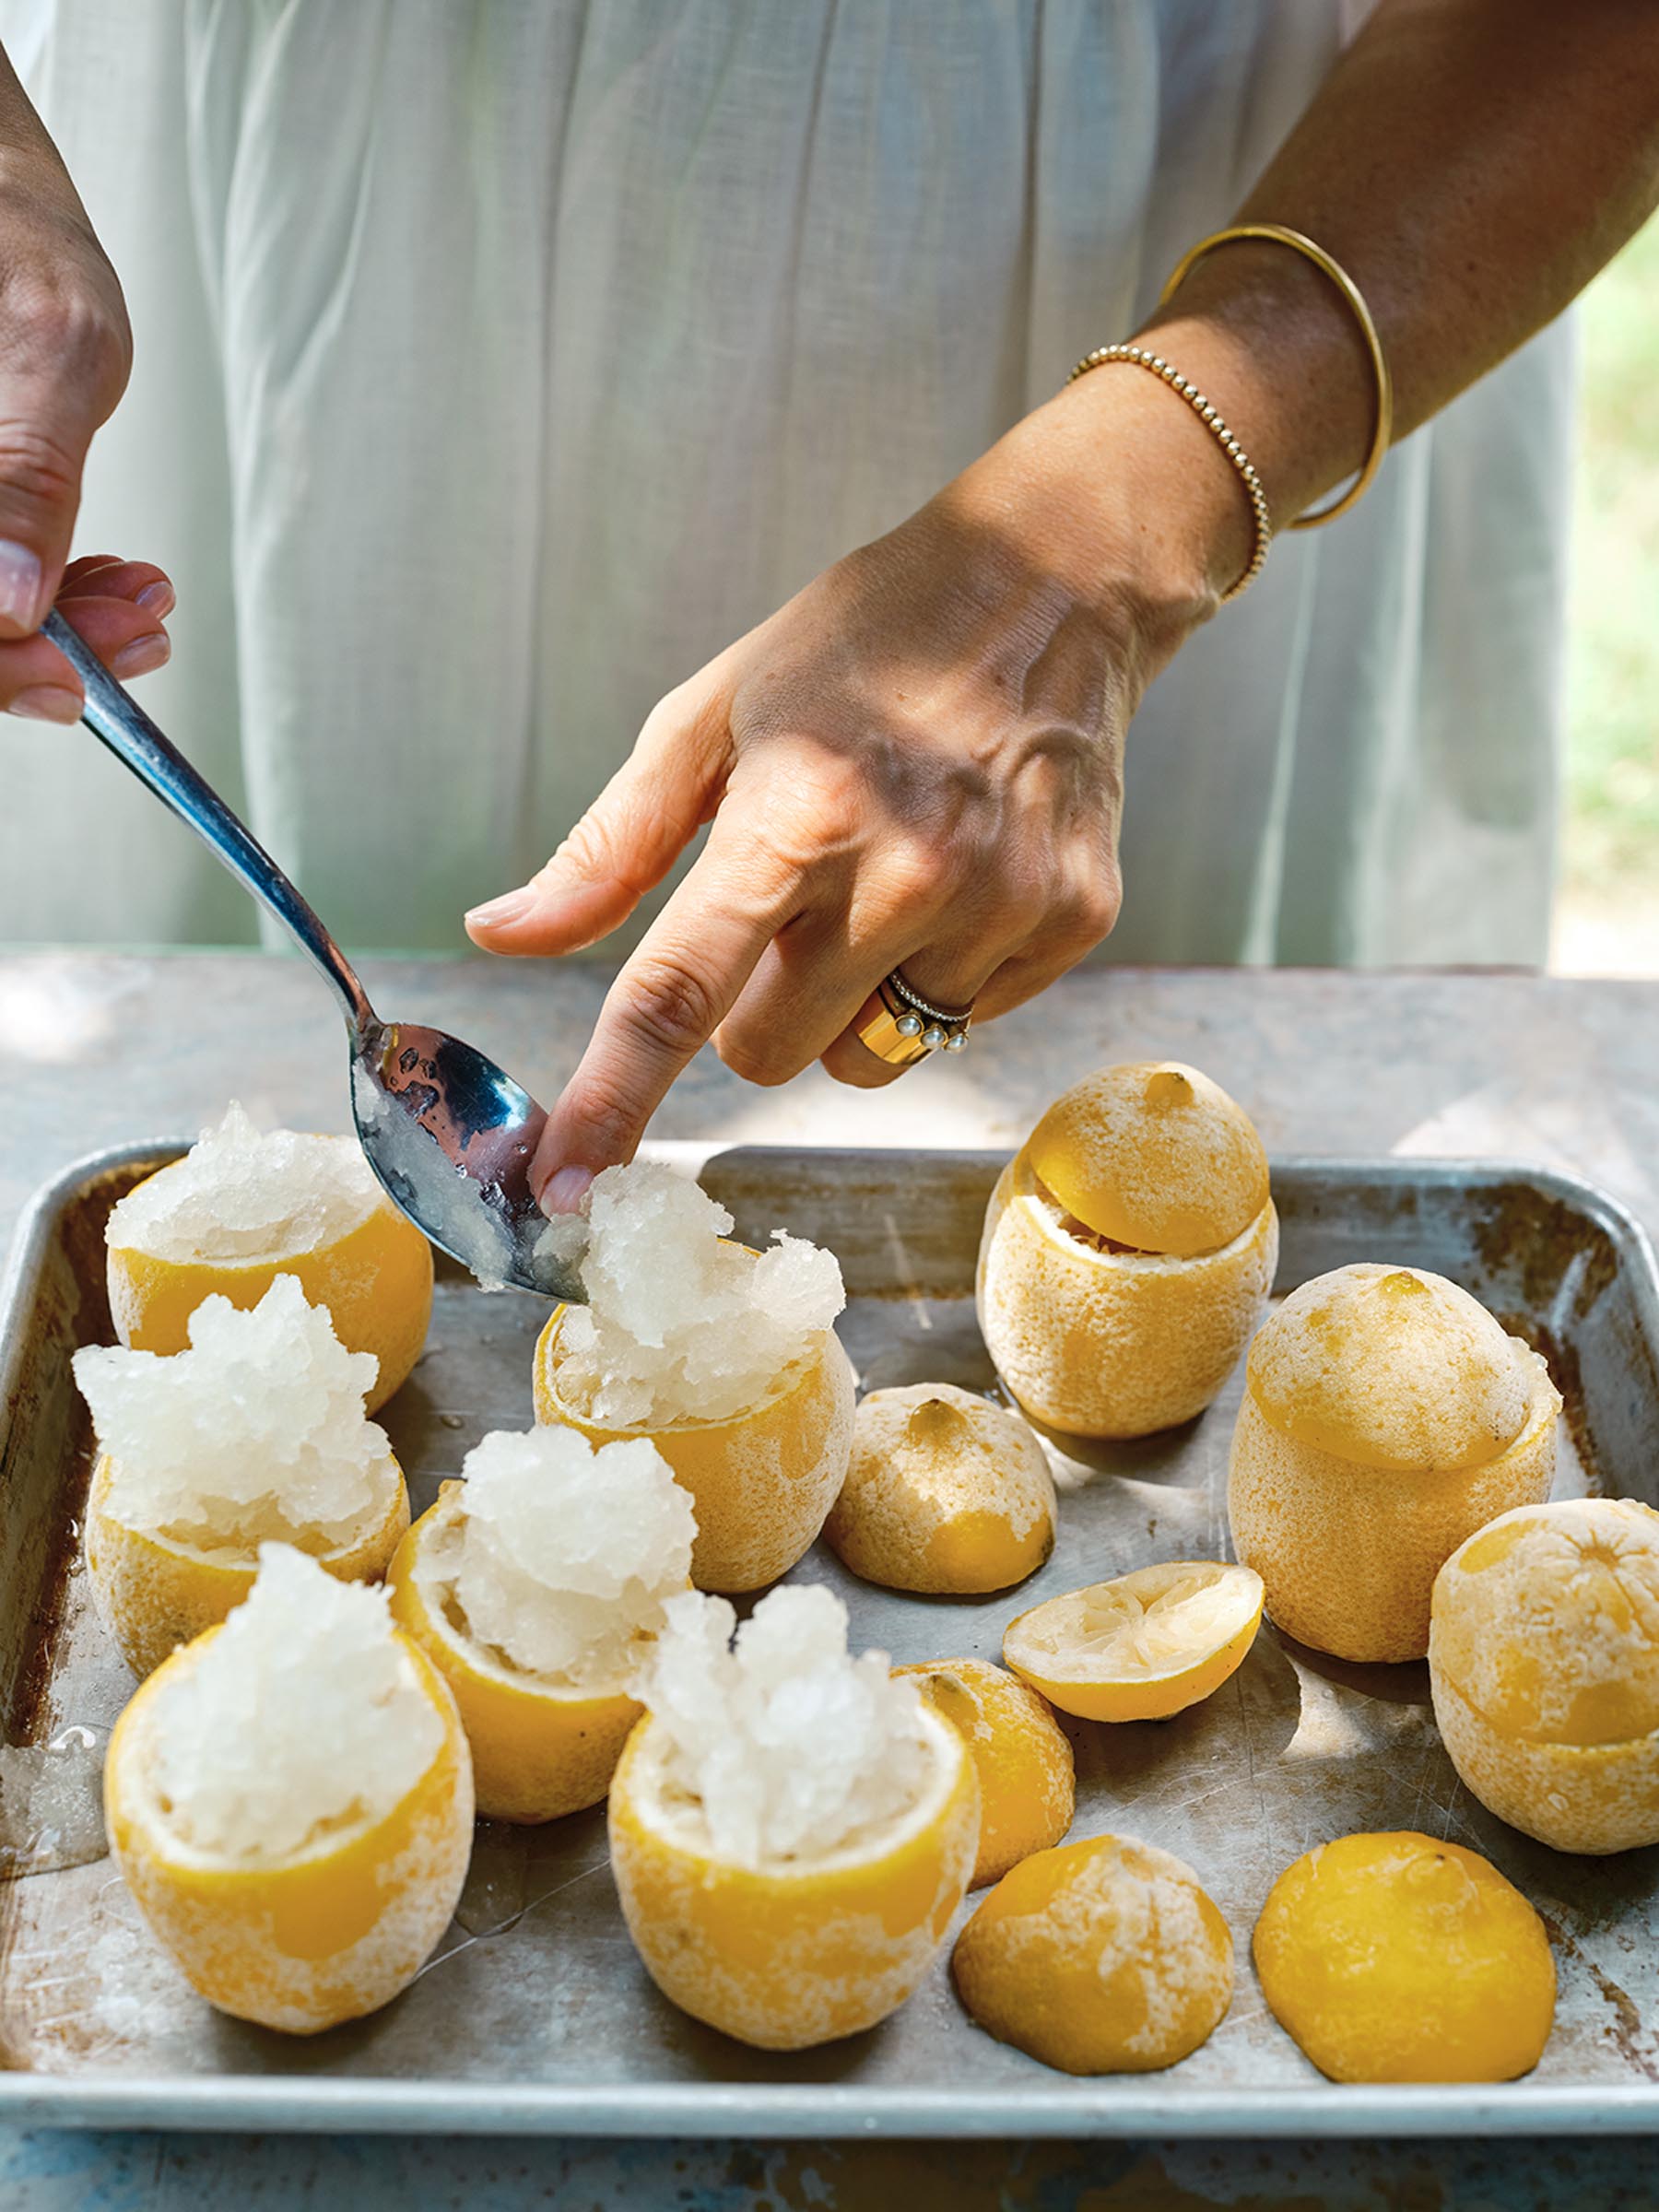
left=639, top=1584, right=930, bottom=1865
left=106, top=1101, right=383, bottom=1265
left=420, top=1426, right=695, bottom=1680
left=148, top=1544, right=442, bottom=1861
left=550, top=1161, right=844, bottom=1427
left=73, top=1276, right=391, bottom=1545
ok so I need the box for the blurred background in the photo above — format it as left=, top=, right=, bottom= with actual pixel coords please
left=1554, top=217, right=1659, bottom=976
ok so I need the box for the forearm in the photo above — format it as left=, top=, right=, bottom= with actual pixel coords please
left=1059, top=0, right=1659, bottom=596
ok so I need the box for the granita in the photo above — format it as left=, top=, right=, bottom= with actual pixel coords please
left=606, top=1584, right=980, bottom=2049
left=533, top=1162, right=856, bottom=1591
left=104, top=1100, right=432, bottom=1410
left=389, top=1424, right=696, bottom=1821
left=74, top=1277, right=411, bottom=1677
left=102, top=1544, right=473, bottom=2033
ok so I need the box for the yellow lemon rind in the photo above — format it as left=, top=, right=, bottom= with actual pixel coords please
left=387, top=1485, right=643, bottom=1824
left=1252, top=1830, right=1555, bottom=2084
left=951, top=1832, right=1234, bottom=2076
left=84, top=1449, right=411, bottom=1682
left=606, top=1704, right=979, bottom=2051
left=893, top=1659, right=1075, bottom=1888
left=976, top=1154, right=1277, bottom=1440
left=103, top=1627, right=474, bottom=2035
left=1229, top=1359, right=1559, bottom=1665
left=107, top=1162, right=433, bottom=1415
left=533, top=1308, right=855, bottom=1594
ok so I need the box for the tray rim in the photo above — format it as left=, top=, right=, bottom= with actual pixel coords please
left=4, top=1135, right=1659, bottom=2139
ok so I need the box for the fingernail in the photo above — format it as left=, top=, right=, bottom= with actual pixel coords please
left=542, top=1166, right=594, bottom=1217
left=465, top=888, right=536, bottom=930
left=111, top=631, right=171, bottom=678
left=11, top=685, right=82, bottom=724
left=135, top=580, right=175, bottom=617
left=0, top=540, right=41, bottom=629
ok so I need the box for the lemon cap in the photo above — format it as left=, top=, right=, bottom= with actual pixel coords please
left=1024, top=1062, right=1269, bottom=1259
left=1246, top=1262, right=1548, bottom=1473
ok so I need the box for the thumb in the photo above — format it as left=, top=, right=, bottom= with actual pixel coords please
left=465, top=675, right=728, bottom=954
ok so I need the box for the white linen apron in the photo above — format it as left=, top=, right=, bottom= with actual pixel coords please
left=0, top=0, right=1571, bottom=965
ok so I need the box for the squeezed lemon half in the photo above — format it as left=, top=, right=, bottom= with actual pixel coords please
left=1002, top=1561, right=1264, bottom=1723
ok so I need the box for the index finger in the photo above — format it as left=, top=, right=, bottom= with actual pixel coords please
left=532, top=820, right=804, bottom=1206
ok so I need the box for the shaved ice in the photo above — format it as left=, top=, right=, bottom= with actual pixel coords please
left=147, top=1544, right=442, bottom=1861
left=638, top=1585, right=930, bottom=1865
left=419, top=1426, right=695, bottom=1680
left=551, top=1161, right=844, bottom=1427
left=73, top=1276, right=392, bottom=1545
left=106, top=1102, right=382, bottom=1265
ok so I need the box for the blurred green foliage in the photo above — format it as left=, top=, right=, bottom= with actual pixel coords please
left=1566, top=218, right=1659, bottom=891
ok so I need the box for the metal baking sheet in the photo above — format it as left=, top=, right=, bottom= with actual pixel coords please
left=2, top=1139, right=1659, bottom=2138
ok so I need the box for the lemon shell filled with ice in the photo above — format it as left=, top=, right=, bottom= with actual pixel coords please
left=977, top=1063, right=1277, bottom=1438
left=104, top=1104, right=431, bottom=1413
left=103, top=1547, right=473, bottom=2035
left=388, top=1424, right=696, bottom=1823
left=76, top=1278, right=411, bottom=1679
left=608, top=1586, right=980, bottom=2051
left=532, top=1161, right=853, bottom=1593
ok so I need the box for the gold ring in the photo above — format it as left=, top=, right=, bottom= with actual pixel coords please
left=853, top=971, right=974, bottom=1067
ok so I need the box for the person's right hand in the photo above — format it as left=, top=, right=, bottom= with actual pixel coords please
left=0, top=92, right=172, bottom=719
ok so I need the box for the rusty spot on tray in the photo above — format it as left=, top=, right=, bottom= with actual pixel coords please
left=1494, top=1315, right=1603, bottom=1499
left=1537, top=1908, right=1659, bottom=2082
left=8, top=1160, right=159, bottom=1745
left=1472, top=1182, right=1620, bottom=1324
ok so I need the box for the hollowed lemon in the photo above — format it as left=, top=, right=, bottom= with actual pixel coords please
left=533, top=1307, right=854, bottom=1593
left=85, top=1448, right=410, bottom=1681
left=388, top=1482, right=647, bottom=1823
left=977, top=1062, right=1277, bottom=1441
left=108, top=1141, right=432, bottom=1414
left=607, top=1701, right=978, bottom=2050
left=104, top=1626, right=473, bottom=2034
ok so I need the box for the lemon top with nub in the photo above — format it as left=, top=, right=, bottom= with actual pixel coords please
left=1025, top=1062, right=1268, bottom=1259
left=1246, top=1263, right=1535, bottom=1474
left=1433, top=1497, right=1659, bottom=1746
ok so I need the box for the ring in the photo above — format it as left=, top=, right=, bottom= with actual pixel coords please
left=853, top=969, right=975, bottom=1068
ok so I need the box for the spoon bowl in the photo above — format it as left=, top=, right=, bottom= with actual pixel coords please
left=46, top=610, right=584, bottom=1301
left=354, top=1018, right=581, bottom=1296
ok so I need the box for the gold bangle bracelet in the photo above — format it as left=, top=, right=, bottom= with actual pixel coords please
left=1159, top=222, right=1394, bottom=530
left=1066, top=343, right=1272, bottom=602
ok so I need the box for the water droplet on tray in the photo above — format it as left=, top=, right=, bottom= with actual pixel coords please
left=0, top=1724, right=110, bottom=1877
left=439, top=1412, right=466, bottom=1431
left=453, top=1821, right=531, bottom=1936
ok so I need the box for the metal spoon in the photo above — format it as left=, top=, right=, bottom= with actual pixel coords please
left=45, top=609, right=582, bottom=1300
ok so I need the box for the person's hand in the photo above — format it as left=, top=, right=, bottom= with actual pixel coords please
left=0, top=87, right=170, bottom=718
left=467, top=366, right=1251, bottom=1211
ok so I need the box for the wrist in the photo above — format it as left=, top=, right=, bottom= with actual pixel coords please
left=987, top=363, right=1257, bottom=653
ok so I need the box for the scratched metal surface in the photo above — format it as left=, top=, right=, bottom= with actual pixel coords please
left=2, top=1140, right=1659, bottom=2136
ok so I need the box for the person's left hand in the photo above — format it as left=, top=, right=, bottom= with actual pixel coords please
left=465, top=370, right=1242, bottom=1212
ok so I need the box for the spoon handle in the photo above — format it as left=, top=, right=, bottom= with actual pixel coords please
left=45, top=610, right=375, bottom=1037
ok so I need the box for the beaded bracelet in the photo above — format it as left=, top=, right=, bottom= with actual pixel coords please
left=1065, top=342, right=1272, bottom=603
